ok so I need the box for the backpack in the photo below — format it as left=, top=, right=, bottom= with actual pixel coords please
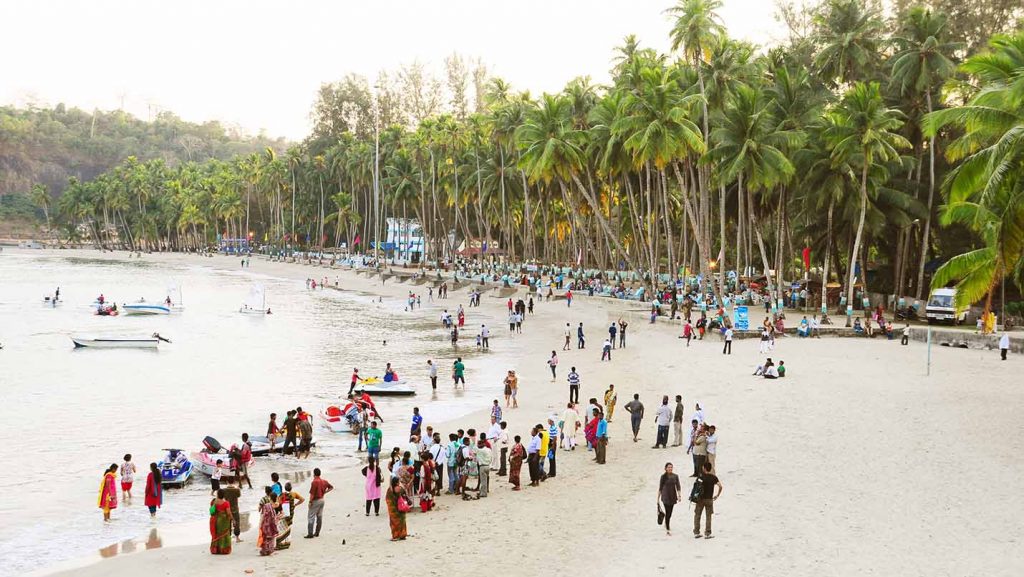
left=688, top=476, right=705, bottom=503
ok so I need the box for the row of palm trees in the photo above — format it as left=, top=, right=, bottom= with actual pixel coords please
left=47, top=0, right=1023, bottom=319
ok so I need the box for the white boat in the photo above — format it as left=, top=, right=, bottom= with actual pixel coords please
left=356, top=379, right=416, bottom=397
left=122, top=301, right=171, bottom=315
left=71, top=333, right=170, bottom=349
left=239, top=283, right=271, bottom=314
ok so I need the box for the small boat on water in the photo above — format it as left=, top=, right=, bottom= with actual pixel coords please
left=157, top=449, right=193, bottom=487
left=320, top=403, right=379, bottom=434
left=94, top=304, right=119, bottom=316
left=70, top=333, right=170, bottom=349
left=122, top=301, right=171, bottom=315
left=357, top=376, right=415, bottom=396
left=191, top=436, right=252, bottom=479
left=239, top=283, right=271, bottom=315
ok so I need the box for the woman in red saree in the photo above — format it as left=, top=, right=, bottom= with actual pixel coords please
left=584, top=415, right=599, bottom=449
left=508, top=436, right=525, bottom=491
left=209, top=489, right=233, bottom=554
left=385, top=477, right=408, bottom=541
left=144, top=462, right=163, bottom=517
left=257, top=486, right=279, bottom=556
left=98, top=464, right=118, bottom=521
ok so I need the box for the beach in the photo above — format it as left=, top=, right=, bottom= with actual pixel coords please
left=17, top=250, right=1023, bottom=577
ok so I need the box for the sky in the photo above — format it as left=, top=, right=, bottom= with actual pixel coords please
left=2, top=0, right=785, bottom=141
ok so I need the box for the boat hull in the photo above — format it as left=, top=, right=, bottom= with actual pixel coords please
left=157, top=460, right=193, bottom=487
left=191, top=450, right=252, bottom=479
left=122, top=304, right=171, bottom=315
left=246, top=435, right=316, bottom=455
left=71, top=336, right=159, bottom=349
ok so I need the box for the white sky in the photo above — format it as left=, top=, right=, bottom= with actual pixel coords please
left=1, top=0, right=784, bottom=141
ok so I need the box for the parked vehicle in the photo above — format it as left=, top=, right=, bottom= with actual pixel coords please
left=925, top=288, right=968, bottom=325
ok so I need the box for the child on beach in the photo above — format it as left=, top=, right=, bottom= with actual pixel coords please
left=120, top=454, right=136, bottom=501
left=212, top=459, right=223, bottom=494
left=268, top=413, right=280, bottom=450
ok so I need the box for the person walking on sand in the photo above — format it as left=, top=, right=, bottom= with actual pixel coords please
left=567, top=367, right=581, bottom=404
left=604, top=384, right=617, bottom=422
left=144, top=462, right=162, bottom=518
left=658, top=462, right=682, bottom=535
left=504, top=370, right=519, bottom=408
left=98, top=464, right=118, bottom=521
left=508, top=435, right=526, bottom=490
left=672, top=395, right=685, bottom=446
left=563, top=323, right=572, bottom=351
left=693, top=461, right=723, bottom=539
left=481, top=324, right=490, bottom=349
left=653, top=396, right=672, bottom=449
left=547, top=350, right=559, bottom=382
left=304, top=468, right=333, bottom=539
left=625, top=394, right=644, bottom=442
left=577, top=322, right=586, bottom=349
left=1000, top=332, right=1011, bottom=360
left=428, top=359, right=438, bottom=390
left=120, top=454, right=136, bottom=502
left=452, top=357, right=466, bottom=388
left=362, top=457, right=383, bottom=516
left=723, top=327, right=734, bottom=355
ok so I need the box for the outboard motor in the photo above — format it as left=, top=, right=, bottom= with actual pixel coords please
left=203, top=436, right=223, bottom=453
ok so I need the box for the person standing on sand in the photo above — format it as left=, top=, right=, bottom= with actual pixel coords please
left=509, top=435, right=526, bottom=490
left=98, top=464, right=118, bottom=522
left=120, top=454, right=136, bottom=502
left=210, top=489, right=233, bottom=555
left=564, top=323, right=572, bottom=351
left=723, top=327, right=734, bottom=355
left=567, top=367, right=581, bottom=404
left=481, top=324, right=490, bottom=349
left=601, top=338, right=612, bottom=361
left=222, top=478, right=242, bottom=542
left=497, top=421, right=510, bottom=476
left=1000, top=332, right=1011, bottom=360
left=577, top=322, right=586, bottom=349
left=505, top=370, right=519, bottom=408
left=548, top=350, right=559, bottom=381
left=428, top=360, right=438, bottom=390
left=625, top=394, right=644, bottom=442
left=609, top=323, right=618, bottom=349
left=693, top=461, right=723, bottom=539
left=672, top=395, right=685, bottom=447
left=594, top=409, right=608, bottom=464
left=362, top=457, right=383, bottom=516
left=561, top=402, right=581, bottom=450
left=305, top=468, right=333, bottom=539
left=144, top=462, right=163, bottom=518
left=411, top=407, right=423, bottom=438
left=658, top=462, right=682, bottom=535
left=706, top=425, right=718, bottom=472
left=527, top=426, right=542, bottom=487
left=604, top=385, right=617, bottom=422
left=453, top=357, right=466, bottom=387
left=618, top=318, right=628, bottom=348
left=653, top=396, right=672, bottom=449
left=366, top=421, right=383, bottom=462
left=689, top=423, right=707, bottom=477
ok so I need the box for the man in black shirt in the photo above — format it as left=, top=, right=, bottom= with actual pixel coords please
left=694, top=461, right=723, bottom=539
left=282, top=410, right=298, bottom=455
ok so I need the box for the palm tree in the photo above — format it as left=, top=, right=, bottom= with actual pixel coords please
left=30, top=183, right=52, bottom=239
left=812, top=0, right=883, bottom=86
left=891, top=6, right=959, bottom=299
left=824, top=81, right=910, bottom=324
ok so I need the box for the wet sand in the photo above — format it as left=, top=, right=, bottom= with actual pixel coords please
left=42, top=251, right=1024, bottom=577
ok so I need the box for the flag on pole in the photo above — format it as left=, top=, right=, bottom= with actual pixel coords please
left=353, top=234, right=361, bottom=246
left=802, top=247, right=811, bottom=270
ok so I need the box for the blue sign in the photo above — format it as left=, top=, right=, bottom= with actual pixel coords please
left=733, top=306, right=749, bottom=331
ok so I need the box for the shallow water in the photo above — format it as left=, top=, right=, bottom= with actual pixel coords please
left=0, top=251, right=503, bottom=575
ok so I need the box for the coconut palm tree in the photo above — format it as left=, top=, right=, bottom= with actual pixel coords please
left=824, top=81, right=910, bottom=324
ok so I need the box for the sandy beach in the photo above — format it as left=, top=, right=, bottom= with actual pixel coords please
left=37, top=250, right=1024, bottom=577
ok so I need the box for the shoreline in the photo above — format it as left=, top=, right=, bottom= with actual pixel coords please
left=13, top=248, right=1022, bottom=577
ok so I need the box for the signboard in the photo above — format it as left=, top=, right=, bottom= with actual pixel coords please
left=733, top=306, right=749, bottom=331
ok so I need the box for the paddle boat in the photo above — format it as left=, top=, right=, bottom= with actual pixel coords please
left=157, top=449, right=193, bottom=487
left=320, top=403, right=378, bottom=434
left=122, top=300, right=171, bottom=315
left=70, top=333, right=170, bottom=348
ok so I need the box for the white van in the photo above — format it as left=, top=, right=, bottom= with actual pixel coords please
left=925, top=287, right=968, bottom=325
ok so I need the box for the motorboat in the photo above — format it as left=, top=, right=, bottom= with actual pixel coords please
left=94, top=304, right=119, bottom=316
left=319, top=403, right=377, bottom=434
left=122, top=301, right=171, bottom=315
left=239, top=283, right=271, bottom=315
left=356, top=378, right=415, bottom=397
left=71, top=334, right=168, bottom=348
left=157, top=449, right=193, bottom=487
left=191, top=436, right=252, bottom=479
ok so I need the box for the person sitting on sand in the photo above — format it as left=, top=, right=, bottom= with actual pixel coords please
left=763, top=364, right=779, bottom=379
left=753, top=358, right=774, bottom=376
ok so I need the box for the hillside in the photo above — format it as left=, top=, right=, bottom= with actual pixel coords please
left=0, top=104, right=289, bottom=202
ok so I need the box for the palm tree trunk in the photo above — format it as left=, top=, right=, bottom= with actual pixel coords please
left=846, top=161, right=870, bottom=326
left=821, top=200, right=834, bottom=313
left=915, top=91, right=936, bottom=300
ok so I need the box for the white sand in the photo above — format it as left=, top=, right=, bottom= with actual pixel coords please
left=43, top=251, right=1024, bottom=577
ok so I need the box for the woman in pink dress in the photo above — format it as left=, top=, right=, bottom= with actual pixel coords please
left=97, top=463, right=118, bottom=521
left=362, top=457, right=383, bottom=516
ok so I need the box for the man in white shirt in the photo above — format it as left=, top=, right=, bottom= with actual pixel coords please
left=563, top=323, right=572, bottom=351
left=427, top=359, right=438, bottom=390
left=705, top=425, right=718, bottom=471
left=496, top=422, right=510, bottom=475
left=481, top=324, right=490, bottom=349
left=1000, top=332, right=1011, bottom=360
left=653, top=396, right=673, bottom=448
left=691, top=403, right=705, bottom=425
left=561, top=403, right=580, bottom=450
left=486, top=417, right=502, bottom=471
left=428, top=434, right=447, bottom=492
left=723, top=327, right=734, bottom=354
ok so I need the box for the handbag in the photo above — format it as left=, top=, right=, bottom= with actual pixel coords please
left=397, top=495, right=412, bottom=513
left=657, top=501, right=665, bottom=525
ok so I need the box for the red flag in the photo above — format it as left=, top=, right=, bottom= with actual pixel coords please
left=353, top=234, right=361, bottom=246
left=802, top=247, right=811, bottom=270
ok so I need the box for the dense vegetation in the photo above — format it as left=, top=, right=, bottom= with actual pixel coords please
left=7, top=0, right=1024, bottom=319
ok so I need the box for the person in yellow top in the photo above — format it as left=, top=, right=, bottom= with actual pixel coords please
left=604, top=385, right=618, bottom=422
left=538, top=425, right=550, bottom=480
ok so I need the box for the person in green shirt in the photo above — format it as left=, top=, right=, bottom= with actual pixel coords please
left=452, top=357, right=466, bottom=388
left=366, top=421, right=383, bottom=461
left=777, top=360, right=786, bottom=377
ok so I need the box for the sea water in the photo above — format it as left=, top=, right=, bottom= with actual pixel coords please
left=0, top=250, right=505, bottom=575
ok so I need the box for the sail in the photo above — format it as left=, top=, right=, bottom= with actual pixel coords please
left=243, top=283, right=266, bottom=310
left=166, top=281, right=183, bottom=306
